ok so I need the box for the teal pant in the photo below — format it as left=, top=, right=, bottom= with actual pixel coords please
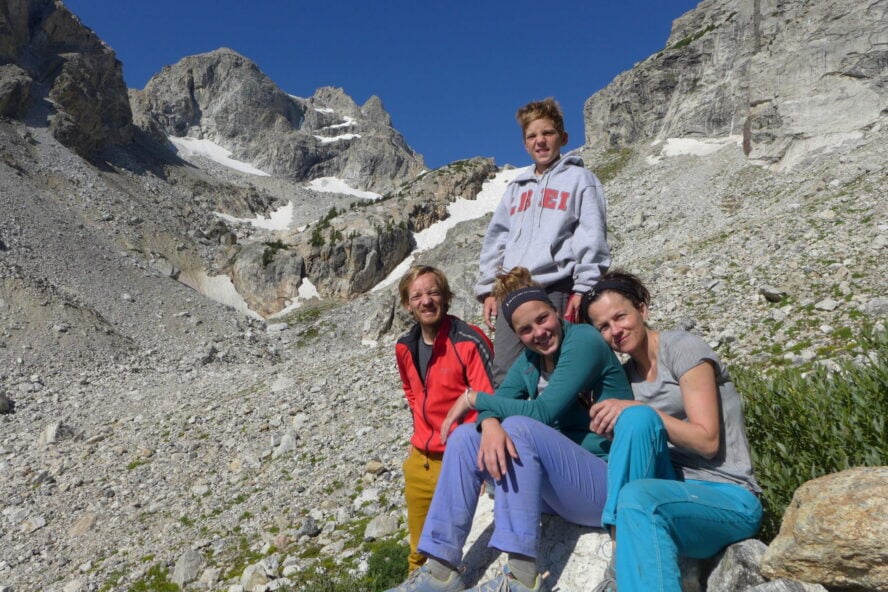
left=605, top=406, right=762, bottom=592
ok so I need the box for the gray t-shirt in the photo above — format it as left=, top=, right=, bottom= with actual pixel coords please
left=418, top=340, right=433, bottom=382
left=625, top=331, right=761, bottom=494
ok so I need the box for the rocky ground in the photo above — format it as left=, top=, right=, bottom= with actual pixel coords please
left=1, top=109, right=886, bottom=592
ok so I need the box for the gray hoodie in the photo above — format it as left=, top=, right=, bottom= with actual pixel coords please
left=475, top=155, right=611, bottom=299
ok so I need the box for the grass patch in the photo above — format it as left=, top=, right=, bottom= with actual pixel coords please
left=735, top=325, right=888, bottom=541
left=671, top=24, right=716, bottom=49
left=222, top=536, right=274, bottom=580
left=594, top=148, right=633, bottom=183
left=289, top=539, right=409, bottom=592
left=130, top=564, right=179, bottom=592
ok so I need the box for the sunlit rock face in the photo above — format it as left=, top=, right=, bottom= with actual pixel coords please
left=130, top=48, right=425, bottom=193
left=583, top=0, right=887, bottom=170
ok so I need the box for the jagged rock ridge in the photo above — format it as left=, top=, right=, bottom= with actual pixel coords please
left=130, top=48, right=425, bottom=193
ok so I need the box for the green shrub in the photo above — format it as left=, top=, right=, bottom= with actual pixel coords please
left=735, top=326, right=888, bottom=541
left=287, top=539, right=408, bottom=592
left=130, top=564, right=179, bottom=591
left=363, top=539, right=410, bottom=589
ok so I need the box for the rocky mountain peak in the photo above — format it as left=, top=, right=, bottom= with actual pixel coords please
left=130, top=51, right=424, bottom=193
left=0, top=0, right=134, bottom=155
left=361, top=94, right=392, bottom=125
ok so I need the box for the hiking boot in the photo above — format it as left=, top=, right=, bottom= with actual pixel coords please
left=465, top=564, right=548, bottom=592
left=384, top=564, right=466, bottom=592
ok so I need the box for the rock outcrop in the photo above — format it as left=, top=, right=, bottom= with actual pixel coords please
left=0, top=0, right=133, bottom=155
left=130, top=48, right=424, bottom=193
left=583, top=0, right=887, bottom=170
left=761, top=467, right=888, bottom=591
left=226, top=157, right=497, bottom=313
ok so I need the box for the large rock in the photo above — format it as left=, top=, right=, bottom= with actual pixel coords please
left=463, top=494, right=713, bottom=591
left=462, top=493, right=612, bottom=591
left=228, top=241, right=305, bottom=317
left=761, top=466, right=888, bottom=591
left=0, top=0, right=134, bottom=155
left=130, top=48, right=424, bottom=193
left=707, top=539, right=770, bottom=591
left=583, top=0, right=887, bottom=170
left=0, top=63, right=31, bottom=117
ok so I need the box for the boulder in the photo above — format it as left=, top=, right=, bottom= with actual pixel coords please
left=228, top=241, right=305, bottom=318
left=761, top=466, right=888, bottom=591
left=707, top=539, right=769, bottom=591
left=171, top=548, right=205, bottom=587
left=0, top=63, right=31, bottom=117
left=461, top=493, right=611, bottom=591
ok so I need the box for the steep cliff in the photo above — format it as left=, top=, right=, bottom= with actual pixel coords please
left=0, top=0, right=133, bottom=155
left=583, top=0, right=887, bottom=169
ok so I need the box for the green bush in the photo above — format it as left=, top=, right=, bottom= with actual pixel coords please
left=289, top=539, right=408, bottom=592
left=735, top=326, right=888, bottom=541
left=129, top=564, right=179, bottom=591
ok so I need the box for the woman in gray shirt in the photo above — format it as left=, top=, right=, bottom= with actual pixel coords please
left=581, top=269, right=762, bottom=592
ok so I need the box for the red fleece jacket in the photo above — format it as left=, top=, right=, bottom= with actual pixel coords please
left=396, top=315, right=494, bottom=455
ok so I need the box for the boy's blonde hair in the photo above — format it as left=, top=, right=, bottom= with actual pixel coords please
left=516, top=98, right=566, bottom=137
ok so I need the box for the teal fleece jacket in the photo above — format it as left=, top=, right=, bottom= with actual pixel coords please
left=474, top=321, right=633, bottom=460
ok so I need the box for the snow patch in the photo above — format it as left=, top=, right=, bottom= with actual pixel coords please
left=314, top=133, right=361, bottom=144
left=168, top=136, right=270, bottom=176
left=646, top=136, right=742, bottom=165
left=178, top=270, right=262, bottom=320
left=372, top=167, right=526, bottom=291
left=213, top=201, right=295, bottom=231
left=306, top=178, right=381, bottom=200
left=328, top=116, right=356, bottom=129
left=267, top=278, right=321, bottom=319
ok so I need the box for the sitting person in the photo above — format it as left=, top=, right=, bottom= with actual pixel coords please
left=581, top=269, right=762, bottom=592
left=396, top=265, right=495, bottom=573
left=386, top=267, right=633, bottom=592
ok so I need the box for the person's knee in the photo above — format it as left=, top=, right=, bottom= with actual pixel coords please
left=615, top=405, right=662, bottom=435
left=447, top=423, right=480, bottom=452
left=500, top=415, right=536, bottom=441
left=616, top=479, right=665, bottom=517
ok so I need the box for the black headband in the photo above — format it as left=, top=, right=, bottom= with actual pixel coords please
left=501, top=287, right=552, bottom=328
left=590, top=279, right=637, bottom=298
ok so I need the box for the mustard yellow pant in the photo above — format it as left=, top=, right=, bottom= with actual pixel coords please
left=402, top=446, right=443, bottom=572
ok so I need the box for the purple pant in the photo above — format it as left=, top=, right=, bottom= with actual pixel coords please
left=417, top=416, right=608, bottom=565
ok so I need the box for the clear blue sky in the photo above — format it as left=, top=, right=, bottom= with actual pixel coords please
left=64, top=0, right=700, bottom=170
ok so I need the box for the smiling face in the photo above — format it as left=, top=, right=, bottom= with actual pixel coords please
left=511, top=300, right=562, bottom=359
left=586, top=291, right=648, bottom=357
left=523, top=117, right=568, bottom=174
left=405, top=272, right=446, bottom=332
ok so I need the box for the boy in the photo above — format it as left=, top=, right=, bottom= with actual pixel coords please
left=475, top=98, right=611, bottom=386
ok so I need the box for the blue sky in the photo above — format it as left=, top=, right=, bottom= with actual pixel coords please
left=64, top=0, right=700, bottom=170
